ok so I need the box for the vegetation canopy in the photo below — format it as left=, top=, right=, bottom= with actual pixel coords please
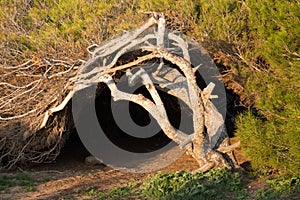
left=0, top=0, right=299, bottom=180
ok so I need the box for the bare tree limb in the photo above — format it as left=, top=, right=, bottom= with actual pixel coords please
left=98, top=74, right=193, bottom=147
left=217, top=141, right=241, bottom=153
left=40, top=90, right=75, bottom=129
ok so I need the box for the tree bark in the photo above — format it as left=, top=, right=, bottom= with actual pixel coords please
left=41, top=13, right=240, bottom=172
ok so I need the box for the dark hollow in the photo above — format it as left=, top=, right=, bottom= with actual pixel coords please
left=95, top=83, right=194, bottom=153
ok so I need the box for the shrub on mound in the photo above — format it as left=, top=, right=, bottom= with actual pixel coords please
left=233, top=1, right=300, bottom=177
left=0, top=0, right=299, bottom=177
left=194, top=0, right=299, bottom=178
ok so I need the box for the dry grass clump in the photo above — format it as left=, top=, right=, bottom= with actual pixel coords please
left=0, top=57, right=79, bottom=168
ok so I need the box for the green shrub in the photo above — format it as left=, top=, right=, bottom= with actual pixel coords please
left=140, top=169, right=245, bottom=200
left=0, top=0, right=299, bottom=179
left=0, top=0, right=198, bottom=62
left=234, top=1, right=300, bottom=177
left=78, top=180, right=138, bottom=200
left=188, top=0, right=299, bottom=178
left=253, top=177, right=300, bottom=200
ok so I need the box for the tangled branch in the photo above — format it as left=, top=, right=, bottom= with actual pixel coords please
left=0, top=13, right=240, bottom=171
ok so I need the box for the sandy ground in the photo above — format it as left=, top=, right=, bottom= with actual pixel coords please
left=0, top=137, right=264, bottom=200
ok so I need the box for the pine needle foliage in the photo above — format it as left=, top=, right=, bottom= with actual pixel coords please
left=0, top=0, right=299, bottom=177
left=234, top=1, right=300, bottom=177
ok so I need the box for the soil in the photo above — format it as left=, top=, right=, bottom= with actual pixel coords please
left=0, top=135, right=266, bottom=200
left=0, top=86, right=271, bottom=200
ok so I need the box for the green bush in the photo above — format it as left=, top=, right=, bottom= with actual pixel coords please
left=234, top=1, right=300, bottom=177
left=140, top=169, right=245, bottom=200
left=0, top=0, right=299, bottom=178
left=188, top=0, right=299, bottom=178
left=0, top=0, right=198, bottom=62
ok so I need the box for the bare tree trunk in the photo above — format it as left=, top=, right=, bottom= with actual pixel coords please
left=39, top=13, right=240, bottom=172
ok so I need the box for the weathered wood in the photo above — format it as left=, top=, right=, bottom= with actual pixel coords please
left=39, top=13, right=239, bottom=171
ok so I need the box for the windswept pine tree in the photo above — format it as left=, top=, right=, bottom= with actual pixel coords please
left=0, top=0, right=299, bottom=179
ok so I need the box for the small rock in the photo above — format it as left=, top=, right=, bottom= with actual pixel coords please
left=84, top=155, right=103, bottom=165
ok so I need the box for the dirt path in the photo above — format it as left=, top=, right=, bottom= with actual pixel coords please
left=1, top=154, right=199, bottom=200
left=0, top=137, right=251, bottom=200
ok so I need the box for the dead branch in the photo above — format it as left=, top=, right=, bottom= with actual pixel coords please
left=40, top=90, right=75, bottom=129
left=0, top=13, right=238, bottom=171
